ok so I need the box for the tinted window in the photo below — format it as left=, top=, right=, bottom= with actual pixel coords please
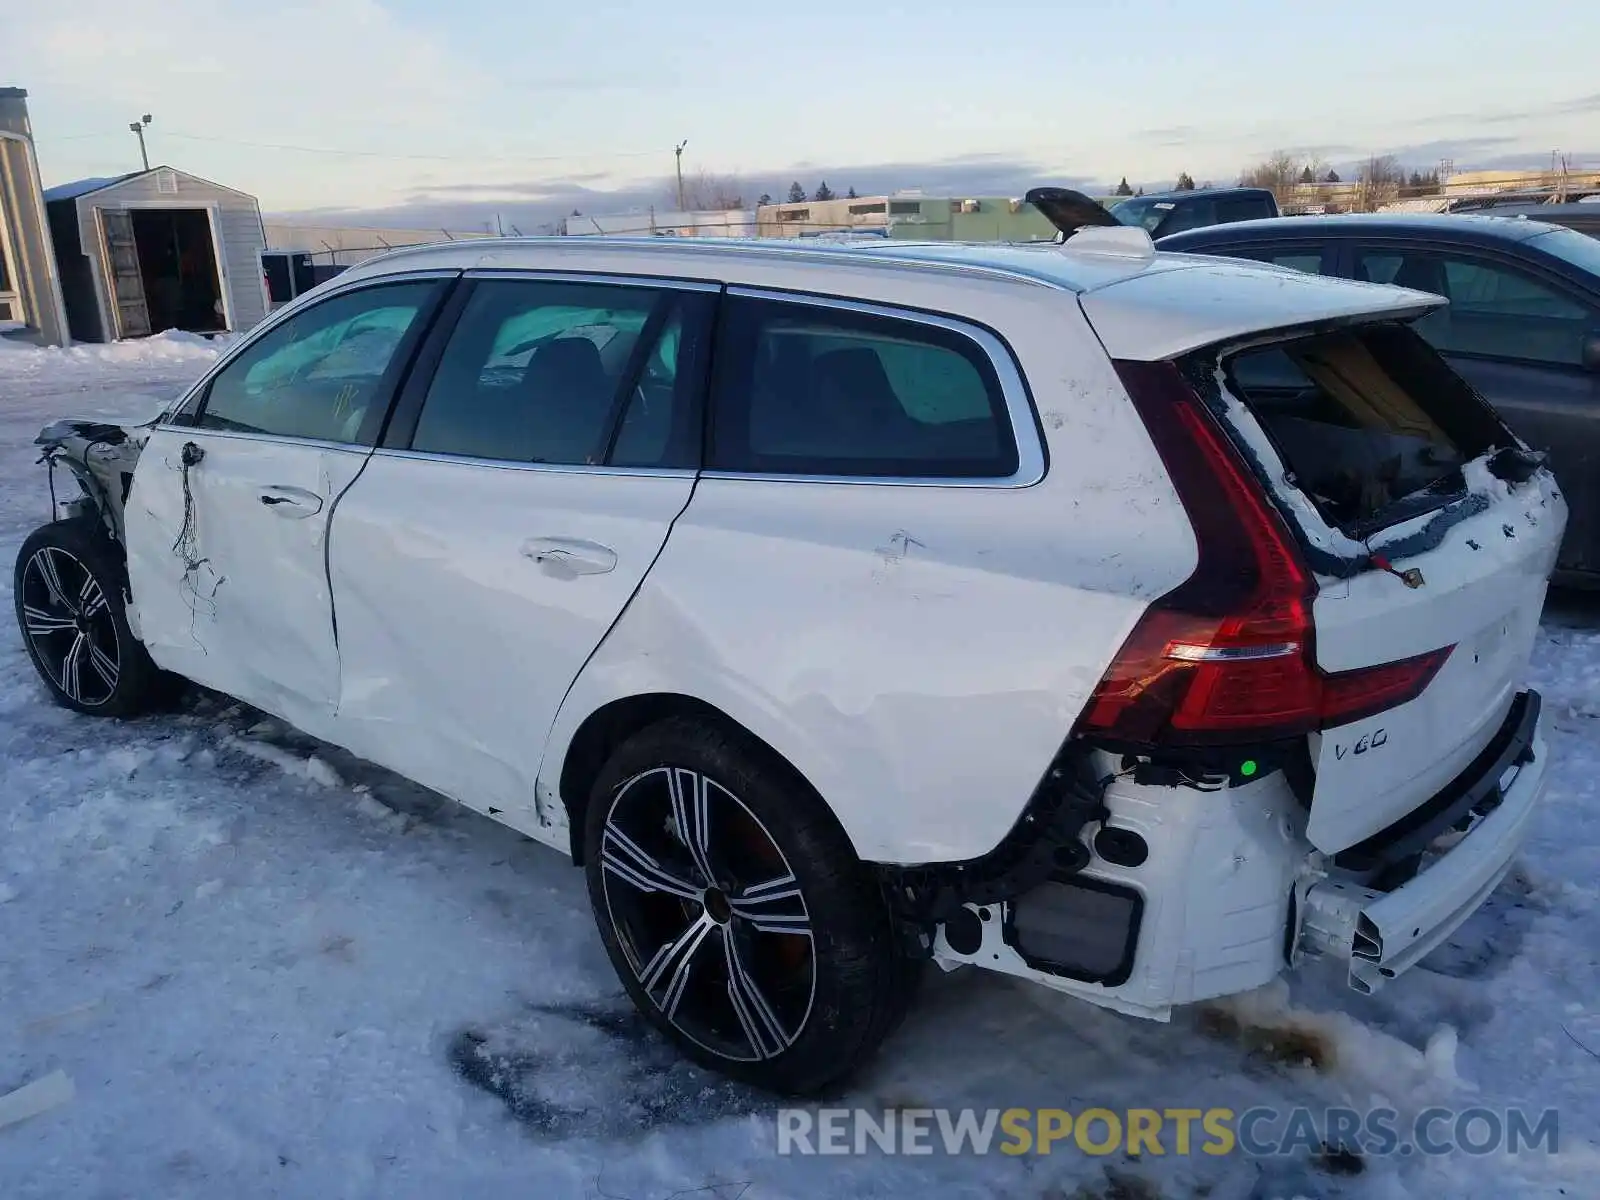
left=1267, top=251, right=1323, bottom=274
left=1228, top=247, right=1323, bottom=274
left=1356, top=248, right=1596, bottom=367
left=1154, top=199, right=1214, bottom=237
left=1214, top=195, right=1274, bottom=224
left=199, top=281, right=439, bottom=442
left=710, top=297, right=1018, bottom=478
left=1528, top=226, right=1600, bottom=276
left=409, top=278, right=688, bottom=466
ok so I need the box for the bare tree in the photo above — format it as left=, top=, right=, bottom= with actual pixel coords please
left=666, top=168, right=748, bottom=211
left=1238, top=151, right=1305, bottom=203
left=1354, top=155, right=1405, bottom=211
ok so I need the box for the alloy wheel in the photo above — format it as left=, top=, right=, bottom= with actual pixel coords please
left=19, top=546, right=121, bottom=708
left=598, top=767, right=816, bottom=1063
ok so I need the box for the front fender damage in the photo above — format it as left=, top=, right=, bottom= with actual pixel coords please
left=35, top=417, right=154, bottom=544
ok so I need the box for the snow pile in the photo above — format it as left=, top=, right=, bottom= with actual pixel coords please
left=0, top=330, right=232, bottom=378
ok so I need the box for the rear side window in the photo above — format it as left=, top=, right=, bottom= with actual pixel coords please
left=709, top=297, right=1019, bottom=479
left=1355, top=248, right=1596, bottom=367
left=1214, top=195, right=1273, bottom=224
left=1227, top=247, right=1325, bottom=275
left=1266, top=251, right=1323, bottom=274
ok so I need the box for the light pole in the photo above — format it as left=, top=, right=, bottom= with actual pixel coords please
left=129, top=114, right=152, bottom=171
left=675, top=139, right=688, bottom=211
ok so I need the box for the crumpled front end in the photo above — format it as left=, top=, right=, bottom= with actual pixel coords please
left=35, top=417, right=155, bottom=543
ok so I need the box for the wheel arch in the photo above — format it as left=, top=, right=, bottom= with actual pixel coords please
left=557, top=691, right=847, bottom=867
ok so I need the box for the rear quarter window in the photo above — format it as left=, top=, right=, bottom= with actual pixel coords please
left=709, top=297, right=1020, bottom=479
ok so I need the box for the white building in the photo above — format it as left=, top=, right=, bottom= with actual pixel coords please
left=44, top=166, right=267, bottom=342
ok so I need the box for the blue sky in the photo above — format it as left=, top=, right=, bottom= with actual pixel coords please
left=7, top=0, right=1595, bottom=229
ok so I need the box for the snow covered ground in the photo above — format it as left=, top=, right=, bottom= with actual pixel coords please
left=1, top=333, right=1598, bottom=1200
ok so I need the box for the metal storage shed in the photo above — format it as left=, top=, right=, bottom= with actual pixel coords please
left=44, top=166, right=268, bottom=342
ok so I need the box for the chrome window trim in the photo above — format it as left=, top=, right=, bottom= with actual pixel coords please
left=153, top=269, right=465, bottom=430
left=369, top=448, right=698, bottom=479
left=154, top=427, right=374, bottom=456
left=705, top=286, right=1046, bottom=489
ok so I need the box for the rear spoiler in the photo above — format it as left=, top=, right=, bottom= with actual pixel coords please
left=1024, top=187, right=1123, bottom=240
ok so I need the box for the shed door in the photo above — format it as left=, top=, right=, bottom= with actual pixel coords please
left=100, top=208, right=151, bottom=339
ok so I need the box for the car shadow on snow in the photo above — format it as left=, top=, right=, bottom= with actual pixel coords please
left=447, top=998, right=772, bottom=1139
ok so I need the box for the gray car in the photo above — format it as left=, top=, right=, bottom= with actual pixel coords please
left=1159, top=213, right=1600, bottom=585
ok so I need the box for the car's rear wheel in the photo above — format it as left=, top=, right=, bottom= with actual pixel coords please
left=584, top=716, right=917, bottom=1095
left=14, top=519, right=179, bottom=717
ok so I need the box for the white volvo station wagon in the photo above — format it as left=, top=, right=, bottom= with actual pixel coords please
left=13, top=194, right=1565, bottom=1094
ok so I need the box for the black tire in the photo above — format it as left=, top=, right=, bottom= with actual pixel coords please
left=13, top=518, right=181, bottom=717
left=584, top=716, right=917, bottom=1095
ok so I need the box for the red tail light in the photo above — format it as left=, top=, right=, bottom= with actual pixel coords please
left=1079, top=360, right=1452, bottom=746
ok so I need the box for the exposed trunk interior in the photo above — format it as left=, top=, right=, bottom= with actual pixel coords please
left=128, top=208, right=225, bottom=335
left=1216, top=323, right=1511, bottom=535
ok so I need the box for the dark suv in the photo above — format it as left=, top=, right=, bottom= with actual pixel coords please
left=1158, top=213, right=1600, bottom=585
left=1109, top=187, right=1279, bottom=238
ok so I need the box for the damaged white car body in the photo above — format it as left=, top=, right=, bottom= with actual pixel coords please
left=15, top=209, right=1564, bottom=1094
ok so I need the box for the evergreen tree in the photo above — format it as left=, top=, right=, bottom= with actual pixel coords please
left=1325, top=169, right=1341, bottom=183
left=1174, top=171, right=1196, bottom=191
left=846, top=186, right=858, bottom=199
left=787, top=181, right=806, bottom=203
left=757, top=193, right=772, bottom=207
left=1300, top=165, right=1315, bottom=183
left=814, top=181, right=835, bottom=201
left=1114, top=176, right=1134, bottom=196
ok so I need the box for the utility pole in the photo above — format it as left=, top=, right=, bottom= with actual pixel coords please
left=675, top=139, right=688, bottom=211
left=129, top=114, right=152, bottom=171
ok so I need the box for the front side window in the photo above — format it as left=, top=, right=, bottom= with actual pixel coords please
left=198, top=280, right=440, bottom=443
left=709, top=297, right=1018, bottom=478
left=408, top=278, right=696, bottom=467
left=1355, top=248, right=1596, bottom=367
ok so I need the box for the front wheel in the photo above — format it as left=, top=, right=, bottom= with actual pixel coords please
left=584, top=717, right=917, bottom=1095
left=14, top=519, right=179, bottom=717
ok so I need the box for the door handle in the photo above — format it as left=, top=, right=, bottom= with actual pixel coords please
left=258, top=486, right=324, bottom=516
left=520, top=537, right=617, bottom=577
